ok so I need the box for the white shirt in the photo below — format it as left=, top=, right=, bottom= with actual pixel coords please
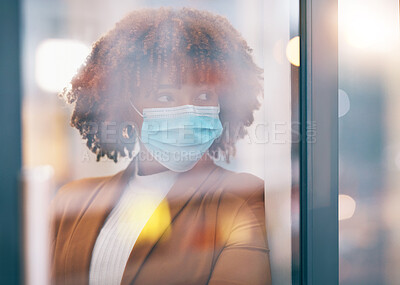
left=89, top=170, right=179, bottom=285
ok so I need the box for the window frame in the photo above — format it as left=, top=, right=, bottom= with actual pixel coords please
left=299, top=0, right=339, bottom=284
left=0, top=0, right=22, bottom=284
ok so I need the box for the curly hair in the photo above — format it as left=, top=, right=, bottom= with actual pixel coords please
left=62, top=8, right=263, bottom=163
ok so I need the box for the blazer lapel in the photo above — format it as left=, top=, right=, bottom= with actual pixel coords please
left=64, top=160, right=136, bottom=284
left=120, top=159, right=220, bottom=285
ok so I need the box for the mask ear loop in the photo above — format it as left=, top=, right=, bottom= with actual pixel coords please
left=129, top=98, right=144, bottom=118
left=129, top=98, right=144, bottom=147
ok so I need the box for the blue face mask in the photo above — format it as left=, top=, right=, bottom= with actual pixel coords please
left=130, top=103, right=223, bottom=172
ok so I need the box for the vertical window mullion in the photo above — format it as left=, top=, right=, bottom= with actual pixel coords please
left=299, top=0, right=338, bottom=284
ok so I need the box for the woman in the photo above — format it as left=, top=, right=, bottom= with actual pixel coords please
left=52, top=8, right=271, bottom=285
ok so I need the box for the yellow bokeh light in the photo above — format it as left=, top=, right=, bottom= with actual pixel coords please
left=286, top=36, right=300, bottom=67
left=120, top=197, right=172, bottom=241
left=140, top=199, right=172, bottom=241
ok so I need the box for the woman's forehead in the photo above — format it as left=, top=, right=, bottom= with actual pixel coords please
left=156, top=73, right=216, bottom=91
left=135, top=54, right=226, bottom=93
left=154, top=63, right=222, bottom=88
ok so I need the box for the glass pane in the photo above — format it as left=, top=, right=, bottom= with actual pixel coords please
left=21, top=1, right=298, bottom=284
left=338, top=1, right=400, bottom=284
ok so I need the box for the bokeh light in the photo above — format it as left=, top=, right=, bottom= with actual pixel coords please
left=339, top=0, right=400, bottom=52
left=338, top=89, right=350, bottom=117
left=339, top=194, right=356, bottom=221
left=286, top=36, right=300, bottom=67
left=35, top=39, right=90, bottom=93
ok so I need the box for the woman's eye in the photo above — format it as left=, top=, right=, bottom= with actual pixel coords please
left=157, top=94, right=173, bottom=102
left=197, top=92, right=209, bottom=101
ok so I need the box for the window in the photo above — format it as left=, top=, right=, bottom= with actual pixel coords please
left=20, top=1, right=297, bottom=284
left=1, top=0, right=347, bottom=284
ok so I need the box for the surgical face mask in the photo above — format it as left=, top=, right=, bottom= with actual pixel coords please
left=130, top=102, right=223, bottom=172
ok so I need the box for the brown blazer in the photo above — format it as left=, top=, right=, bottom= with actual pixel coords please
left=51, top=157, right=271, bottom=285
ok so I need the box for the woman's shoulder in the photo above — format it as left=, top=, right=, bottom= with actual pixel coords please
left=211, top=167, right=266, bottom=241
left=51, top=171, right=122, bottom=214
left=215, top=165, right=264, bottom=201
left=56, top=175, right=110, bottom=198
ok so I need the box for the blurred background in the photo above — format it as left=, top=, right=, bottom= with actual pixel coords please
left=338, top=0, right=400, bottom=284
left=21, top=0, right=294, bottom=284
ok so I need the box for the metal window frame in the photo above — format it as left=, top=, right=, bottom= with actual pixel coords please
left=299, top=0, right=339, bottom=284
left=0, top=0, right=22, bottom=284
